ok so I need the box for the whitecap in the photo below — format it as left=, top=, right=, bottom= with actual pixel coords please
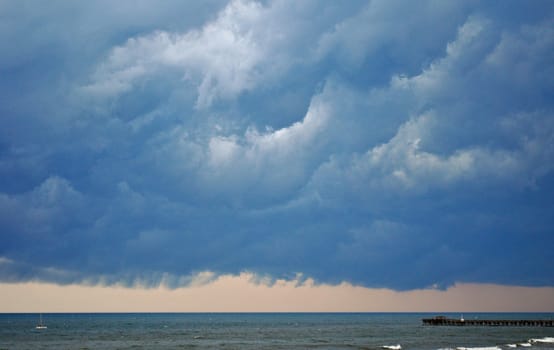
left=529, top=337, right=554, bottom=344
left=506, top=344, right=517, bottom=348
left=456, top=347, right=502, bottom=350
left=518, top=343, right=531, bottom=347
left=382, top=345, right=402, bottom=350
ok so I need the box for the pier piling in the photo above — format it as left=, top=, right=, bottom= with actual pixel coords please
left=422, top=317, right=554, bottom=327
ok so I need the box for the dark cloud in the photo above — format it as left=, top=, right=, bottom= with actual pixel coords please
left=0, top=0, right=553, bottom=290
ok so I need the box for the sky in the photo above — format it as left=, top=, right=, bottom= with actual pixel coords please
left=1, top=0, right=554, bottom=311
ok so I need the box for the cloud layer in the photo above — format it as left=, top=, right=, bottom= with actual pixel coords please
left=1, top=0, right=553, bottom=290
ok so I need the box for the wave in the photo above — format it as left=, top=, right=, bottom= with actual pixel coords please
left=448, top=337, right=554, bottom=350
left=382, top=345, right=402, bottom=350
left=530, top=337, right=554, bottom=344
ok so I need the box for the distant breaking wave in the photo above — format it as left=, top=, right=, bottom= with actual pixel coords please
left=530, top=337, right=554, bottom=344
left=451, top=339, right=554, bottom=350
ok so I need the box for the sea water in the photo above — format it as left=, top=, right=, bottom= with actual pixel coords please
left=0, top=313, right=553, bottom=349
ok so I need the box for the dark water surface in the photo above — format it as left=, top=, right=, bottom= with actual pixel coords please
left=1, top=313, right=553, bottom=349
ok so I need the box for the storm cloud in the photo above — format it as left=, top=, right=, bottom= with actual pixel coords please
left=1, top=0, right=553, bottom=290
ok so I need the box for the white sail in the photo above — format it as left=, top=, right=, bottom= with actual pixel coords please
left=36, top=313, right=47, bottom=329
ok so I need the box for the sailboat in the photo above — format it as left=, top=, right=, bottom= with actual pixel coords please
left=36, top=313, right=47, bottom=329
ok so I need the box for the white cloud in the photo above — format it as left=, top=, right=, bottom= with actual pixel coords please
left=305, top=14, right=554, bottom=201
left=117, top=81, right=333, bottom=207
left=365, top=114, right=475, bottom=191
left=389, top=15, right=496, bottom=101
left=82, top=0, right=341, bottom=109
left=362, top=113, right=530, bottom=192
left=197, top=90, right=332, bottom=201
left=309, top=107, right=554, bottom=203
left=115, top=11, right=554, bottom=207
left=82, top=0, right=266, bottom=107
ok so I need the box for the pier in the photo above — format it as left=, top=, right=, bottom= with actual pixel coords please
left=422, top=316, right=554, bottom=327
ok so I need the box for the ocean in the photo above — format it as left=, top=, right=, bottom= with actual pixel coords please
left=0, top=313, right=553, bottom=349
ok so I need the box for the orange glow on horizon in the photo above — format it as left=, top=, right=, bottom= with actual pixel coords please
left=1, top=273, right=553, bottom=313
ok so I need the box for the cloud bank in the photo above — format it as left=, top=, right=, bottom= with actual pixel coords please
left=1, top=0, right=553, bottom=290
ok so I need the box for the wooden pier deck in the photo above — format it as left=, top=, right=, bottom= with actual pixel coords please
left=422, top=316, right=554, bottom=327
